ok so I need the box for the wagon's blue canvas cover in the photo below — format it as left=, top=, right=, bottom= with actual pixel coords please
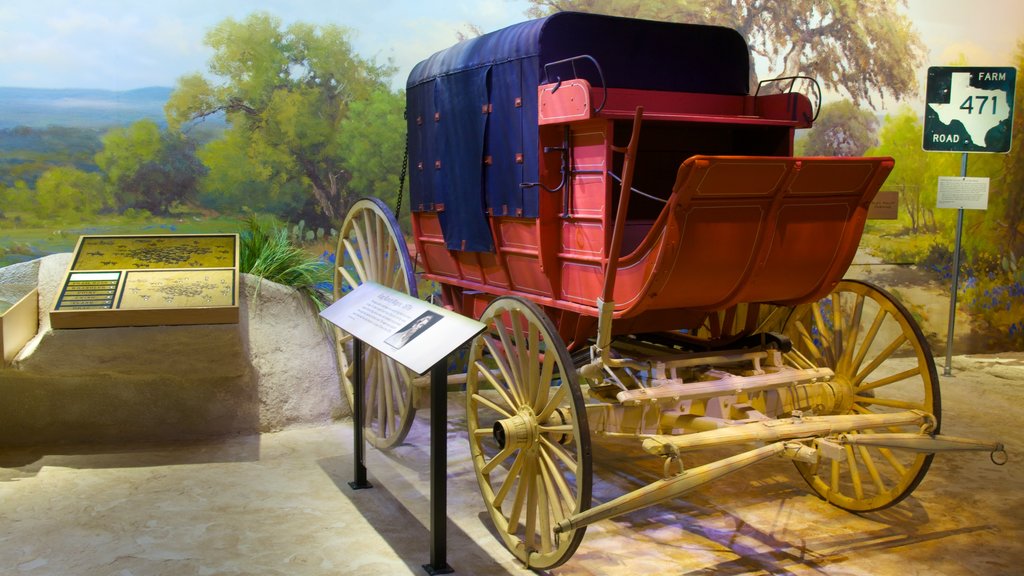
left=406, top=11, right=749, bottom=252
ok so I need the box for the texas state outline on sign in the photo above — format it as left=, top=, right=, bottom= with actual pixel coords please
left=929, top=72, right=1011, bottom=148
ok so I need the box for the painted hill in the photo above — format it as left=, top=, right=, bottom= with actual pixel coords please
left=0, top=86, right=173, bottom=129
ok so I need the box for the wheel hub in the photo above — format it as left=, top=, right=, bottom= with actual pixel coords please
left=493, top=409, right=538, bottom=450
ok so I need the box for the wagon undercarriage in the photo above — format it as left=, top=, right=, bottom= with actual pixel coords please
left=459, top=284, right=1005, bottom=568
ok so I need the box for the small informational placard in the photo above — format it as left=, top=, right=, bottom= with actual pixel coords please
left=867, top=190, right=899, bottom=220
left=937, top=176, right=990, bottom=210
left=320, top=282, right=485, bottom=375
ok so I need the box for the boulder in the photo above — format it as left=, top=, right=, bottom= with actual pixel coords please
left=0, top=253, right=346, bottom=447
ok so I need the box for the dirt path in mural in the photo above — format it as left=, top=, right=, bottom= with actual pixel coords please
left=845, top=247, right=985, bottom=356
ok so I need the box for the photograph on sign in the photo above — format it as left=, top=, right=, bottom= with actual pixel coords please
left=320, top=282, right=485, bottom=374
left=936, top=176, right=990, bottom=210
left=384, top=310, right=443, bottom=350
left=923, top=66, right=1016, bottom=153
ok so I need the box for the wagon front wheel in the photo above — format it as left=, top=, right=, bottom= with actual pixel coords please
left=333, top=197, right=417, bottom=449
left=466, top=297, right=591, bottom=570
left=784, top=279, right=941, bottom=512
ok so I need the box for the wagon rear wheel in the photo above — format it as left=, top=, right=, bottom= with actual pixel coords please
left=466, top=297, right=591, bottom=570
left=784, top=279, right=940, bottom=512
left=333, top=197, right=417, bottom=449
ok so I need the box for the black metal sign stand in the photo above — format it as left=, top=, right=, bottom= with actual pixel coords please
left=349, top=338, right=452, bottom=575
left=349, top=339, right=372, bottom=491
left=424, top=357, right=453, bottom=574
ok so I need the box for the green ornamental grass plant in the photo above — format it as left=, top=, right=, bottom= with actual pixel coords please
left=239, top=214, right=331, bottom=311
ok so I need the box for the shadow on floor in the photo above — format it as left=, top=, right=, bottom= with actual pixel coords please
left=318, top=452, right=525, bottom=576
left=0, top=434, right=261, bottom=481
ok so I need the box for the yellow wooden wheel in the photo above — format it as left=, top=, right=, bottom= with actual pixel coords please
left=466, top=297, right=591, bottom=570
left=333, top=198, right=417, bottom=449
left=784, top=279, right=940, bottom=512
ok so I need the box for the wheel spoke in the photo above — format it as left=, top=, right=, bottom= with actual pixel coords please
left=838, top=293, right=864, bottom=373
left=537, top=466, right=552, bottom=554
left=474, top=359, right=518, bottom=413
left=539, top=436, right=579, bottom=474
left=794, top=320, right=823, bottom=364
left=358, top=213, right=377, bottom=281
left=528, top=322, right=542, bottom=411
left=482, top=334, right=524, bottom=407
left=849, top=307, right=886, bottom=376
left=337, top=265, right=359, bottom=292
left=510, top=310, right=532, bottom=402
left=482, top=443, right=518, bottom=476
left=493, top=449, right=528, bottom=509
left=853, top=334, right=908, bottom=388
left=539, top=448, right=575, bottom=513
left=832, top=293, right=844, bottom=366
left=854, top=395, right=922, bottom=410
left=858, top=366, right=922, bottom=394
left=494, top=317, right=527, bottom=405
left=342, top=238, right=368, bottom=284
left=507, top=455, right=529, bottom=534
left=525, top=452, right=538, bottom=551
left=845, top=444, right=863, bottom=499
left=536, top=380, right=568, bottom=422
left=811, top=302, right=835, bottom=366
left=870, top=445, right=907, bottom=476
left=472, top=392, right=514, bottom=420
left=857, top=443, right=886, bottom=494
left=830, top=459, right=840, bottom=501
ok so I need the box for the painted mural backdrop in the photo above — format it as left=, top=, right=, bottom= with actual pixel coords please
left=1, top=2, right=1021, bottom=351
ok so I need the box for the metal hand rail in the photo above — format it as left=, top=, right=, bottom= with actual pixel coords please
left=543, top=54, right=608, bottom=114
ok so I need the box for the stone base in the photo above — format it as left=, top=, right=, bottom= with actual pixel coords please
left=0, top=254, right=346, bottom=447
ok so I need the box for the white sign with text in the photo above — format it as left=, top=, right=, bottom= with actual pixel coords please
left=320, top=282, right=484, bottom=375
left=936, top=176, right=990, bottom=210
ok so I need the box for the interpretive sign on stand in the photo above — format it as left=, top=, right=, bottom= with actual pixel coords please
left=320, top=282, right=484, bottom=575
left=320, top=281, right=484, bottom=375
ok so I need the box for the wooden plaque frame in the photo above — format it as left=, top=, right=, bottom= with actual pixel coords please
left=49, top=234, right=240, bottom=329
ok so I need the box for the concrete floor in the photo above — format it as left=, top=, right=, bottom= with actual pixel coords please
left=1, top=354, right=1022, bottom=576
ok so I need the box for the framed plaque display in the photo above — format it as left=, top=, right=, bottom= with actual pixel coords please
left=49, top=234, right=240, bottom=329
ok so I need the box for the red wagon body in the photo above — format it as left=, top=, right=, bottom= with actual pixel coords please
left=405, top=12, right=892, bottom=347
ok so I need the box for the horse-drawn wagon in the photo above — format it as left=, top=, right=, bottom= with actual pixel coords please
left=333, top=12, right=1004, bottom=569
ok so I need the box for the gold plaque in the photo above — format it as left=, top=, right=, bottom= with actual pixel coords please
left=50, top=234, right=240, bottom=329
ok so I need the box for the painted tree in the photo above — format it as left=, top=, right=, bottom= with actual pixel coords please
left=34, top=167, right=106, bottom=221
left=802, top=100, right=879, bottom=156
left=869, top=108, right=935, bottom=233
left=336, top=88, right=408, bottom=223
left=95, top=120, right=206, bottom=215
left=526, top=0, right=924, bottom=107
left=997, top=40, right=1024, bottom=256
left=165, top=13, right=395, bottom=226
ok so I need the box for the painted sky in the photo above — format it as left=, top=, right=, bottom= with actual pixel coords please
left=0, top=0, right=1020, bottom=111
